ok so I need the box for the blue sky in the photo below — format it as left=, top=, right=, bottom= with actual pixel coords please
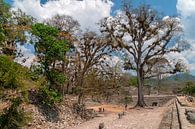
left=112, top=0, right=177, bottom=16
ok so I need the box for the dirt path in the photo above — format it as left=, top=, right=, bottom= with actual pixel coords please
left=66, top=107, right=167, bottom=129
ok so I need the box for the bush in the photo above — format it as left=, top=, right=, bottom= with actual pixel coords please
left=38, top=86, right=62, bottom=107
left=182, top=83, right=195, bottom=96
left=48, top=69, right=66, bottom=86
left=0, top=55, right=23, bottom=89
left=29, top=65, right=44, bottom=81
left=0, top=98, right=31, bottom=129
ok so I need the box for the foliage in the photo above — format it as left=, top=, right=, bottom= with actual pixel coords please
left=0, top=1, right=33, bottom=56
left=0, top=56, right=32, bottom=129
left=29, top=64, right=44, bottom=81
left=0, top=0, right=11, bottom=46
left=129, top=77, right=137, bottom=87
left=48, top=69, right=66, bottom=86
left=31, top=23, right=69, bottom=104
left=38, top=86, right=62, bottom=107
left=31, top=23, right=68, bottom=80
left=0, top=98, right=31, bottom=129
left=0, top=55, right=23, bottom=89
left=182, top=82, right=195, bottom=96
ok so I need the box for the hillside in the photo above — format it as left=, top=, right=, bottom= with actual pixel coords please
left=163, top=73, right=195, bottom=82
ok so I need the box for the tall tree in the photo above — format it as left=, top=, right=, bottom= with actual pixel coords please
left=101, top=5, right=185, bottom=107
left=45, top=15, right=80, bottom=95
left=31, top=23, right=69, bottom=95
left=73, top=32, right=112, bottom=103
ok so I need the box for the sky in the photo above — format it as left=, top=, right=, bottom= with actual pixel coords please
left=4, top=0, right=195, bottom=75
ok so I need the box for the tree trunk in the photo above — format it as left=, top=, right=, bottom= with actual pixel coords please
left=77, top=72, right=85, bottom=104
left=136, top=67, right=146, bottom=107
left=78, top=93, right=83, bottom=104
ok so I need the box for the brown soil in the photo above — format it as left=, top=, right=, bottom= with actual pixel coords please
left=66, top=104, right=167, bottom=129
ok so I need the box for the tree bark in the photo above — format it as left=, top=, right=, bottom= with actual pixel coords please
left=136, top=67, right=146, bottom=107
left=77, top=72, right=85, bottom=104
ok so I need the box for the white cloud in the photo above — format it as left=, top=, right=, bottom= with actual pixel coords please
left=12, top=0, right=113, bottom=32
left=12, top=0, right=113, bottom=68
left=177, top=0, right=195, bottom=42
left=14, top=44, right=36, bottom=67
left=177, top=0, right=195, bottom=74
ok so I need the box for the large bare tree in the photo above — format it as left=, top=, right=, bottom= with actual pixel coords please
left=100, top=5, right=186, bottom=107
left=74, top=32, right=112, bottom=103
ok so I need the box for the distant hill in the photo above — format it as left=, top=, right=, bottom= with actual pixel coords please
left=163, top=73, right=195, bottom=82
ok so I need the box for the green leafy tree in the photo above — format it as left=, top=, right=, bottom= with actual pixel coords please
left=31, top=23, right=69, bottom=105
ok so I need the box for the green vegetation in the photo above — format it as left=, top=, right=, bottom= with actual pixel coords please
left=0, top=55, right=23, bottom=89
left=38, top=86, right=62, bottom=107
left=31, top=23, right=69, bottom=106
left=129, top=77, right=137, bottom=87
left=0, top=98, right=31, bottom=129
left=0, top=1, right=34, bottom=128
left=0, top=55, right=33, bottom=128
left=182, top=82, right=195, bottom=96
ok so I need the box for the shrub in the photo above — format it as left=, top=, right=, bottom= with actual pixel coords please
left=29, top=65, right=44, bottom=81
left=0, top=55, right=22, bottom=89
left=48, top=69, right=66, bottom=86
left=182, top=82, right=195, bottom=96
left=0, top=98, right=31, bottom=129
left=38, top=86, right=62, bottom=107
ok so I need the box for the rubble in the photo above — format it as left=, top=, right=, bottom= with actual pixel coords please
left=23, top=98, right=85, bottom=129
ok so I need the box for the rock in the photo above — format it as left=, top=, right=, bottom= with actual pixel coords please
left=187, top=96, right=194, bottom=102
left=23, top=98, right=83, bottom=129
left=186, top=110, right=195, bottom=124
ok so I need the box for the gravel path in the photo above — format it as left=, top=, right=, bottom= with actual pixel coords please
left=66, top=107, right=167, bottom=129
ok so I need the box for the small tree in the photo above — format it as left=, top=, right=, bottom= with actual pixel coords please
left=31, top=23, right=69, bottom=105
left=101, top=5, right=186, bottom=107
